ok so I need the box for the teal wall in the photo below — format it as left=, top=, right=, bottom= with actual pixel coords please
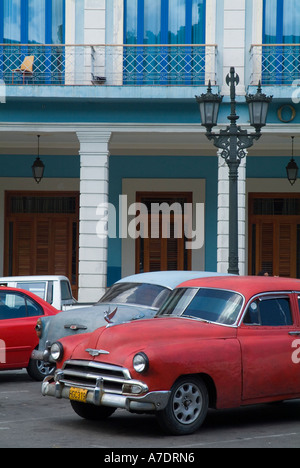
left=0, top=154, right=79, bottom=178
left=247, top=156, right=300, bottom=178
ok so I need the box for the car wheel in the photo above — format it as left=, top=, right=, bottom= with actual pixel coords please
left=27, top=357, right=56, bottom=382
left=156, top=376, right=209, bottom=435
left=71, top=401, right=116, bottom=421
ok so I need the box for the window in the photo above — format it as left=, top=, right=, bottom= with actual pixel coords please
left=158, top=287, right=243, bottom=325
left=0, top=0, right=65, bottom=44
left=99, top=282, right=170, bottom=309
left=244, top=297, right=293, bottom=326
left=125, top=0, right=206, bottom=45
left=61, top=280, right=73, bottom=301
left=0, top=0, right=65, bottom=84
left=16, top=281, right=47, bottom=301
left=263, top=0, right=300, bottom=84
left=124, top=0, right=206, bottom=84
left=0, top=291, right=43, bottom=320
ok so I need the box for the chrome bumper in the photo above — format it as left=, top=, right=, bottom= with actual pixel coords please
left=31, top=341, right=53, bottom=363
left=42, top=373, right=170, bottom=412
left=31, top=348, right=50, bottom=362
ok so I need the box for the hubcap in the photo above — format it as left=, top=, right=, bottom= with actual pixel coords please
left=172, top=382, right=202, bottom=425
left=37, top=360, right=55, bottom=376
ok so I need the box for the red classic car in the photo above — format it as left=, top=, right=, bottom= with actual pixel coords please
left=42, top=276, right=300, bottom=435
left=0, top=287, right=59, bottom=381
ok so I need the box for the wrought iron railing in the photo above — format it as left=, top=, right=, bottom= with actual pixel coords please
left=250, top=44, right=300, bottom=85
left=0, top=43, right=217, bottom=87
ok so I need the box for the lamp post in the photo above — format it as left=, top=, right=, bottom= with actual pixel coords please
left=196, top=67, right=272, bottom=274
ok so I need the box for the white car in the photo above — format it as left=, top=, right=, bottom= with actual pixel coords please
left=0, top=275, right=77, bottom=310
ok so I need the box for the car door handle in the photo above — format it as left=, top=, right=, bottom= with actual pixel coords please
left=289, top=331, right=300, bottom=336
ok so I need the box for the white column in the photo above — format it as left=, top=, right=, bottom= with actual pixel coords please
left=222, top=0, right=246, bottom=95
left=77, top=131, right=111, bottom=302
left=217, top=153, right=247, bottom=275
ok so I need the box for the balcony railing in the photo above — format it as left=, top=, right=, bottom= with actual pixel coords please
left=250, top=44, right=300, bottom=85
left=0, top=44, right=217, bottom=87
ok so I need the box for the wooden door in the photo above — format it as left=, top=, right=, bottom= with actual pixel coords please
left=136, top=192, right=192, bottom=273
left=4, top=192, right=79, bottom=298
left=248, top=194, right=300, bottom=278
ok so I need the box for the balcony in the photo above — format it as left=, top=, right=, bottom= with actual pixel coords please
left=250, top=44, right=300, bottom=86
left=0, top=44, right=217, bottom=88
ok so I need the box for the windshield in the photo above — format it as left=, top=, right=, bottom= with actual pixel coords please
left=99, top=282, right=171, bottom=309
left=157, top=287, right=243, bottom=326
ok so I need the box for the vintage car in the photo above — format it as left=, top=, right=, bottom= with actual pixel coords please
left=33, top=271, right=227, bottom=364
left=42, top=276, right=300, bottom=435
left=0, top=287, right=59, bottom=381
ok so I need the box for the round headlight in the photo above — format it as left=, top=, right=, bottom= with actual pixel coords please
left=133, top=352, right=149, bottom=374
left=50, top=342, right=64, bottom=362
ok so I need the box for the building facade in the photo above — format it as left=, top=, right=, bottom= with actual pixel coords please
left=0, top=0, right=300, bottom=302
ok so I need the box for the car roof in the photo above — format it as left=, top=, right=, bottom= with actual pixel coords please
left=117, top=271, right=232, bottom=289
left=177, top=275, right=300, bottom=298
left=0, top=276, right=69, bottom=282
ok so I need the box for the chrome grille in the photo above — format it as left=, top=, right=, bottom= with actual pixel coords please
left=58, top=360, right=132, bottom=395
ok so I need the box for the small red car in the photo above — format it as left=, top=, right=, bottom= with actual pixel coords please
left=0, top=287, right=59, bottom=380
left=42, top=276, right=300, bottom=435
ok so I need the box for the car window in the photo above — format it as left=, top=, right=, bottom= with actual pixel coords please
left=99, top=282, right=170, bottom=309
left=158, top=287, right=243, bottom=326
left=158, top=288, right=198, bottom=316
left=0, top=292, right=43, bottom=320
left=244, top=297, right=293, bottom=326
left=47, top=281, right=54, bottom=304
left=26, top=296, right=44, bottom=317
left=16, top=281, right=46, bottom=300
left=61, top=280, right=73, bottom=301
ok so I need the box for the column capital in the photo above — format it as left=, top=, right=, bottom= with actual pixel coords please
left=76, top=131, right=112, bottom=144
left=77, top=131, right=112, bottom=158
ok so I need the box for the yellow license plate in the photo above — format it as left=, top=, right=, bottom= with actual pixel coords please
left=69, top=387, right=88, bottom=403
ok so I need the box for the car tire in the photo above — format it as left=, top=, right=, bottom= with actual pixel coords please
left=70, top=401, right=116, bottom=421
left=156, top=376, right=209, bottom=435
left=27, top=357, right=56, bottom=382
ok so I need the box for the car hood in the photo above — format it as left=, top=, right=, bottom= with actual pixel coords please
left=41, top=303, right=157, bottom=345
left=69, top=317, right=237, bottom=366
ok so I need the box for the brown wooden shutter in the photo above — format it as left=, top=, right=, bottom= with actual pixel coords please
left=136, top=192, right=192, bottom=273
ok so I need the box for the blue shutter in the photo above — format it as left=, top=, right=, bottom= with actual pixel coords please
left=263, top=0, right=299, bottom=84
left=124, top=0, right=206, bottom=84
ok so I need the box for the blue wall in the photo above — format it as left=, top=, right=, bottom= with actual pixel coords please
left=247, top=156, right=300, bottom=178
left=0, top=154, right=79, bottom=178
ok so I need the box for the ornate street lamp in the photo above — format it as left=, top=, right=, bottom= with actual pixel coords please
left=196, top=67, right=272, bottom=275
left=286, top=136, right=299, bottom=186
left=32, top=135, right=45, bottom=184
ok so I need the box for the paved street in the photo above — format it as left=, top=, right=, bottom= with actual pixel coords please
left=0, top=370, right=300, bottom=450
